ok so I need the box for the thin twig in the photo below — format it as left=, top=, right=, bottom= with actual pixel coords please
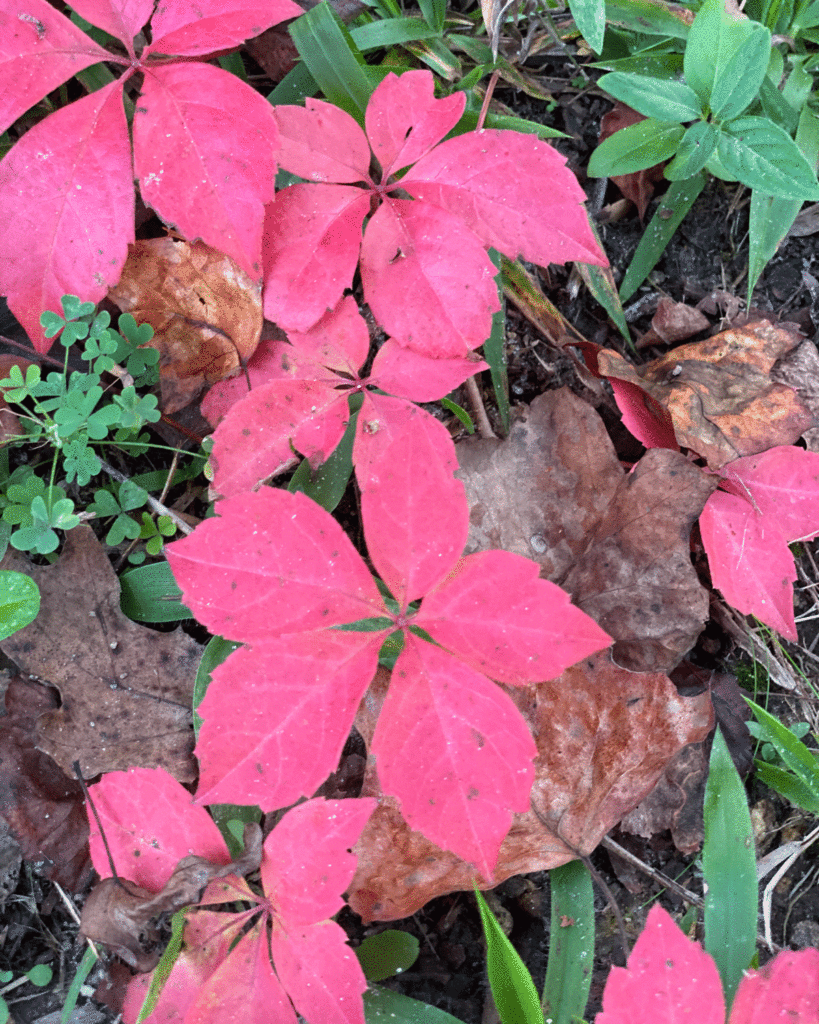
left=464, top=377, right=496, bottom=439
left=99, top=457, right=193, bottom=535
left=475, top=70, right=500, bottom=132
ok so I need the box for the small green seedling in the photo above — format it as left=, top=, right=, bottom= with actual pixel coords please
left=0, top=964, right=53, bottom=1024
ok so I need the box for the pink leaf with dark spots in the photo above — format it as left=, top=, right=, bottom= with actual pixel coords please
left=372, top=634, right=537, bottom=878
left=728, top=948, right=819, bottom=1023
left=365, top=68, right=466, bottom=176
left=287, top=295, right=372, bottom=375
left=146, top=0, right=302, bottom=58
left=64, top=0, right=154, bottom=52
left=405, top=130, right=607, bottom=267
left=360, top=197, right=500, bottom=356
left=354, top=394, right=468, bottom=606
left=200, top=338, right=291, bottom=426
left=0, top=82, right=134, bottom=352
left=274, top=100, right=372, bottom=184
left=370, top=341, right=486, bottom=402
left=416, top=550, right=612, bottom=684
left=0, top=0, right=112, bottom=134
left=263, top=185, right=371, bottom=330
left=166, top=488, right=384, bottom=642
left=134, top=63, right=278, bottom=278
left=195, top=633, right=382, bottom=809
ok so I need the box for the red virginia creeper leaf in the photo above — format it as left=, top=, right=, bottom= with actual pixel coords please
left=263, top=185, right=371, bottom=330
left=287, top=295, right=372, bottom=375
left=608, top=378, right=679, bottom=451
left=364, top=69, right=465, bottom=176
left=201, top=338, right=290, bottom=427
left=721, top=445, right=819, bottom=540
left=354, top=394, right=468, bottom=606
left=67, top=0, right=153, bottom=53
left=274, top=100, right=372, bottom=184
left=699, top=488, right=799, bottom=639
left=372, top=634, right=537, bottom=878
left=415, top=550, right=612, bottom=683
left=728, top=948, right=819, bottom=1023
left=195, top=632, right=382, bottom=808
left=87, top=767, right=229, bottom=892
left=208, top=377, right=348, bottom=497
left=134, top=63, right=278, bottom=278
left=360, top=197, right=500, bottom=357
left=0, top=0, right=112, bottom=135
left=262, top=798, right=377, bottom=925
left=596, top=905, right=725, bottom=1024
left=146, top=0, right=302, bottom=58
left=370, top=340, right=486, bottom=402
left=0, top=81, right=134, bottom=352
left=406, top=130, right=607, bottom=267
left=165, top=488, right=384, bottom=642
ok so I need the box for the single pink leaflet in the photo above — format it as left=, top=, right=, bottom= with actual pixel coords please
left=265, top=69, right=606, bottom=356
left=167, top=413, right=610, bottom=877
left=0, top=0, right=300, bottom=349
left=88, top=768, right=374, bottom=1024
left=202, top=296, right=485, bottom=497
left=596, top=904, right=819, bottom=1023
left=700, top=446, right=819, bottom=639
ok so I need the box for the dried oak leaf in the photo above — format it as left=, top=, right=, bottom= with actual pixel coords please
left=636, top=297, right=710, bottom=349
left=599, top=319, right=815, bottom=469
left=0, top=527, right=200, bottom=781
left=348, top=653, right=713, bottom=921
left=456, top=388, right=624, bottom=579
left=80, top=822, right=262, bottom=972
left=564, top=447, right=717, bottom=673
left=109, top=238, right=262, bottom=413
left=0, top=673, right=91, bottom=889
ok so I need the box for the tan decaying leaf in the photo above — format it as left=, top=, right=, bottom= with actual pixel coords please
left=109, top=238, right=262, bottom=413
left=0, top=527, right=200, bottom=781
left=599, top=319, right=816, bottom=468
left=457, top=390, right=715, bottom=673
left=80, top=823, right=262, bottom=971
left=636, top=296, right=710, bottom=349
left=348, top=653, right=713, bottom=921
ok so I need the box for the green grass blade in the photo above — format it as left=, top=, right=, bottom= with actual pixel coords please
left=703, top=727, right=757, bottom=1008
left=619, top=172, right=707, bottom=301
left=543, top=860, right=595, bottom=1024
left=754, top=761, right=819, bottom=813
left=61, top=946, right=97, bottom=1024
left=119, top=562, right=191, bottom=623
left=417, top=0, right=447, bottom=32
left=484, top=249, right=509, bottom=434
left=351, top=17, right=440, bottom=49
left=266, top=61, right=319, bottom=105
left=475, top=889, right=543, bottom=1024
left=574, top=222, right=630, bottom=343
left=745, top=698, right=819, bottom=803
left=135, top=909, right=187, bottom=1023
left=290, top=2, right=373, bottom=120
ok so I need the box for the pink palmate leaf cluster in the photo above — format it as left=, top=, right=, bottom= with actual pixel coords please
left=87, top=767, right=375, bottom=1024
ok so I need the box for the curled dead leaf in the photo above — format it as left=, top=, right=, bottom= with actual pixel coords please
left=109, top=238, right=262, bottom=413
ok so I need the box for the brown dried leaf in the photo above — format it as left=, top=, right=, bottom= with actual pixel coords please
left=0, top=527, right=200, bottom=782
left=109, top=238, right=262, bottom=413
left=456, top=388, right=624, bottom=579
left=348, top=653, right=713, bottom=921
left=564, top=448, right=717, bottom=673
left=599, top=319, right=815, bottom=468
left=637, top=297, right=710, bottom=349
left=599, top=104, right=666, bottom=220
left=771, top=338, right=819, bottom=452
left=80, top=823, right=262, bottom=971
left=0, top=674, right=91, bottom=890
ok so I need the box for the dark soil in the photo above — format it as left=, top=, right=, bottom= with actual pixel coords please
left=2, top=38, right=819, bottom=1024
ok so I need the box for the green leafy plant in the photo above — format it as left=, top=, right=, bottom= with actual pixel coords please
left=746, top=698, right=819, bottom=813
left=0, top=964, right=53, bottom=1024
left=589, top=0, right=819, bottom=302
left=0, top=295, right=162, bottom=553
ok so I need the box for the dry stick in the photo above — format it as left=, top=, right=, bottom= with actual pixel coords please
left=602, top=835, right=785, bottom=954
left=99, top=456, right=193, bottom=535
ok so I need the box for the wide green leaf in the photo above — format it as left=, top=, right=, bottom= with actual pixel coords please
left=475, top=889, right=542, bottom=1024
left=665, top=121, right=720, bottom=179
left=364, top=987, right=466, bottom=1022
left=718, top=116, right=819, bottom=198
left=685, top=0, right=763, bottom=108
left=709, top=22, right=771, bottom=119
left=542, top=860, right=594, bottom=1024
left=356, top=930, right=420, bottom=981
left=568, top=0, right=606, bottom=53
left=119, top=562, right=191, bottom=623
left=588, top=119, right=684, bottom=177
left=0, top=570, right=40, bottom=641
left=605, top=0, right=693, bottom=39
left=598, top=73, right=702, bottom=122
left=703, top=727, right=757, bottom=1008
left=351, top=17, right=441, bottom=50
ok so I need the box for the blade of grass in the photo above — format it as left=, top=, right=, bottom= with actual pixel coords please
left=542, top=860, right=595, bottom=1024
left=703, top=727, right=758, bottom=1008
left=485, top=249, right=510, bottom=433
left=474, top=888, right=543, bottom=1024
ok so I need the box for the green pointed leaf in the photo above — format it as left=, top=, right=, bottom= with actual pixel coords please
left=542, top=860, right=594, bottom=1024
left=588, top=119, right=684, bottom=177
left=665, top=121, right=720, bottom=179
left=703, top=727, right=757, bottom=1007
left=745, top=698, right=819, bottom=808
left=598, top=73, right=702, bottom=122
left=568, top=0, right=606, bottom=53
left=718, top=116, right=819, bottom=199
left=685, top=0, right=763, bottom=107
left=475, top=889, right=542, bottom=1024
left=709, top=22, right=771, bottom=119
